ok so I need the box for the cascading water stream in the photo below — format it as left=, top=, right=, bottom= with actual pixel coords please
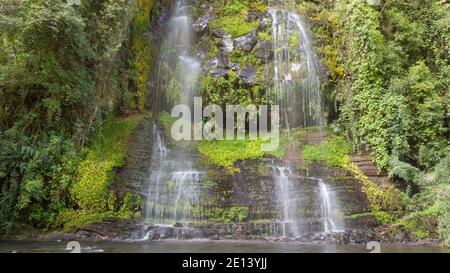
left=144, top=126, right=206, bottom=225
left=157, top=0, right=200, bottom=110
left=272, top=166, right=298, bottom=237
left=143, top=0, right=204, bottom=228
left=269, top=8, right=323, bottom=130
left=269, top=1, right=343, bottom=236
left=271, top=167, right=344, bottom=236
left=319, top=179, right=339, bottom=233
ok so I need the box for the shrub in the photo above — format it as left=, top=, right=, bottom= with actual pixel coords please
left=0, top=130, right=78, bottom=230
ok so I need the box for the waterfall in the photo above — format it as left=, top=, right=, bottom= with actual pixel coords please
left=268, top=3, right=343, bottom=236
left=269, top=7, right=323, bottom=129
left=158, top=0, right=200, bottom=110
left=143, top=0, right=204, bottom=227
left=153, top=123, right=168, bottom=158
left=318, top=179, right=342, bottom=232
left=144, top=126, right=205, bottom=225
left=272, top=166, right=298, bottom=237
left=271, top=167, right=343, bottom=236
left=141, top=0, right=344, bottom=237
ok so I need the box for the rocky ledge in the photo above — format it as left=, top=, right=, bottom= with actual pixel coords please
left=22, top=220, right=439, bottom=247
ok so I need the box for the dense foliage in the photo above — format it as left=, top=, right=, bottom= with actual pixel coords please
left=300, top=0, right=449, bottom=246
left=0, top=0, right=160, bottom=233
left=0, top=0, right=448, bottom=247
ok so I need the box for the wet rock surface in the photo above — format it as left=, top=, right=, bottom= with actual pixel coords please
left=114, top=118, right=154, bottom=198
left=238, top=67, right=257, bottom=85
left=253, top=40, right=274, bottom=61
left=234, top=30, right=258, bottom=52
left=79, top=123, right=389, bottom=243
left=193, top=9, right=214, bottom=36
left=31, top=220, right=431, bottom=247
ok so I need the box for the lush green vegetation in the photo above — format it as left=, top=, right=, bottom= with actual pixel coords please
left=198, top=132, right=286, bottom=173
left=198, top=139, right=267, bottom=172
left=0, top=0, right=159, bottom=233
left=208, top=0, right=266, bottom=37
left=0, top=0, right=448, bottom=247
left=199, top=0, right=273, bottom=109
left=301, top=135, right=351, bottom=168
left=300, top=0, right=449, bottom=246
left=60, top=116, right=143, bottom=230
left=132, top=0, right=157, bottom=112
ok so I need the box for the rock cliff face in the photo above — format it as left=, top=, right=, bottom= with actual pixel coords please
left=111, top=119, right=379, bottom=241
left=110, top=1, right=386, bottom=242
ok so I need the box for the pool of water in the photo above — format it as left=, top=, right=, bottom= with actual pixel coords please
left=0, top=240, right=446, bottom=253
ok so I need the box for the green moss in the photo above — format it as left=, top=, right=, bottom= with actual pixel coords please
left=57, top=209, right=115, bottom=231
left=289, top=32, right=300, bottom=47
left=132, top=0, right=156, bottom=112
left=248, top=1, right=267, bottom=13
left=61, top=115, right=143, bottom=230
left=229, top=50, right=262, bottom=70
left=200, top=69, right=271, bottom=109
left=118, top=192, right=143, bottom=219
left=341, top=156, right=405, bottom=224
left=301, top=135, right=351, bottom=168
left=211, top=7, right=259, bottom=38
left=192, top=205, right=249, bottom=223
left=198, top=135, right=286, bottom=173
left=201, top=72, right=252, bottom=106
left=223, top=206, right=249, bottom=223
left=346, top=211, right=376, bottom=219
left=198, top=140, right=265, bottom=172
left=258, top=31, right=272, bottom=42
left=345, top=209, right=395, bottom=224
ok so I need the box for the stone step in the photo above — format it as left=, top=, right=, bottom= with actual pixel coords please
left=351, top=155, right=390, bottom=186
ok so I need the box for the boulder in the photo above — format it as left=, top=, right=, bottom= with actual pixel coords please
left=211, top=29, right=226, bottom=39
left=253, top=40, right=274, bottom=61
left=239, top=67, right=256, bottom=85
left=207, top=34, right=233, bottom=69
left=210, top=69, right=229, bottom=78
left=234, top=30, right=258, bottom=52
left=193, top=9, right=214, bottom=36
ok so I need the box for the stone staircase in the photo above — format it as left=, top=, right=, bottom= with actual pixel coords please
left=351, top=155, right=390, bottom=186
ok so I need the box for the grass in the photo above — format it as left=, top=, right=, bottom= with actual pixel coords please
left=159, top=111, right=177, bottom=132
